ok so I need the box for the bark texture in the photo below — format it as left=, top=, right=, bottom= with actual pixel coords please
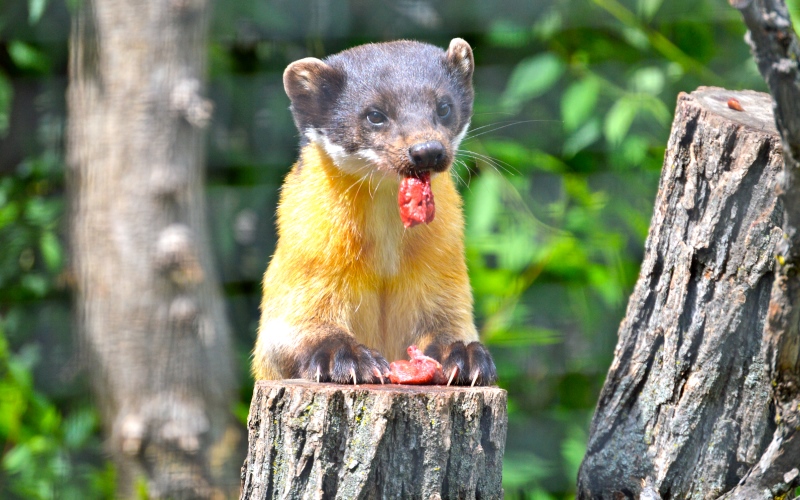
left=578, top=87, right=785, bottom=498
left=67, top=0, right=238, bottom=497
left=240, top=380, right=507, bottom=500
left=725, top=1, right=800, bottom=497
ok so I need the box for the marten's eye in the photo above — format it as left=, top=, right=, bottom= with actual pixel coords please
left=436, top=102, right=451, bottom=119
left=366, top=111, right=387, bottom=125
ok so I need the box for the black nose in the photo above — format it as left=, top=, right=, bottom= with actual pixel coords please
left=408, top=141, right=446, bottom=170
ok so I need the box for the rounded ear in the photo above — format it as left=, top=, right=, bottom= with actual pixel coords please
left=283, top=58, right=345, bottom=129
left=445, top=38, right=474, bottom=84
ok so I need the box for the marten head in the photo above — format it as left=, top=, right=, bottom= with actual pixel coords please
left=283, top=39, right=474, bottom=179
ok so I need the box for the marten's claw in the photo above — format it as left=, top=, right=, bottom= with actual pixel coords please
left=424, top=340, right=497, bottom=386
left=447, top=366, right=458, bottom=386
left=299, top=335, right=389, bottom=384
left=373, top=367, right=385, bottom=384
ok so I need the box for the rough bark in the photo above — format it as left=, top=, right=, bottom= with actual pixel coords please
left=66, top=0, right=238, bottom=497
left=724, top=1, right=800, bottom=497
left=577, top=87, right=785, bottom=498
left=240, top=380, right=508, bottom=500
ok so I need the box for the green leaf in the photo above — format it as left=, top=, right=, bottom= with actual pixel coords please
left=21, top=273, right=48, bottom=297
left=630, top=66, right=665, bottom=95
left=64, top=408, right=97, bottom=449
left=621, top=26, right=649, bottom=50
left=561, top=424, right=588, bottom=482
left=0, top=72, right=12, bottom=137
left=487, top=19, right=529, bottom=48
left=25, top=197, right=61, bottom=227
left=0, top=381, right=26, bottom=437
left=28, top=0, right=49, bottom=24
left=39, top=231, right=62, bottom=272
left=561, top=77, right=601, bottom=132
left=502, top=451, right=552, bottom=490
left=0, top=201, right=20, bottom=230
left=637, top=0, right=663, bottom=20
left=8, top=41, right=51, bottom=73
left=531, top=9, right=562, bottom=41
left=485, top=326, right=562, bottom=346
left=502, top=53, right=564, bottom=112
left=563, top=118, right=601, bottom=157
left=465, top=173, right=502, bottom=237
left=618, top=134, right=650, bottom=167
left=588, top=264, right=623, bottom=306
left=604, top=97, right=638, bottom=146
left=3, top=443, right=33, bottom=473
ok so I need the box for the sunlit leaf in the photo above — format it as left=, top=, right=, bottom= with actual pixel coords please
left=28, top=0, right=49, bottom=24
left=63, top=408, right=97, bottom=449
left=563, top=118, right=601, bottom=157
left=8, top=41, right=51, bottom=73
left=24, top=198, right=61, bottom=227
left=603, top=97, right=638, bottom=146
left=532, top=9, right=563, bottom=41
left=561, top=77, right=601, bottom=132
left=637, top=0, right=663, bottom=20
left=630, top=66, right=665, bottom=95
left=0, top=201, right=20, bottom=230
left=21, top=274, right=48, bottom=297
left=3, top=443, right=33, bottom=473
left=588, top=264, right=624, bottom=306
left=618, top=134, right=650, bottom=167
left=502, top=53, right=564, bottom=112
left=39, top=231, right=62, bottom=272
left=465, top=173, right=502, bottom=237
left=468, top=264, right=519, bottom=297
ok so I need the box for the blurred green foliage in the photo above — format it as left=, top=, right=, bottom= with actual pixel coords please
left=0, top=0, right=778, bottom=498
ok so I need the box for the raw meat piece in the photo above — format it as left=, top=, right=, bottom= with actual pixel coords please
left=398, top=172, right=435, bottom=228
left=388, top=345, right=446, bottom=385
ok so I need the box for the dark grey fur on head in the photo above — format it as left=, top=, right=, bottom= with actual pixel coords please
left=283, top=39, right=474, bottom=173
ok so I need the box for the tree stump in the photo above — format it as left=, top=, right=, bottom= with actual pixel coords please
left=578, top=87, right=785, bottom=498
left=240, top=380, right=507, bottom=499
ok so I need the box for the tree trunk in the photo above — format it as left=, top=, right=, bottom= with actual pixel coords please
left=240, top=380, right=507, bottom=499
left=578, top=87, right=786, bottom=498
left=66, top=0, right=238, bottom=497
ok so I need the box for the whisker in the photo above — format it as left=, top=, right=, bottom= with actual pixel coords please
left=462, top=119, right=560, bottom=141
left=450, top=160, right=472, bottom=191
left=458, top=150, right=520, bottom=176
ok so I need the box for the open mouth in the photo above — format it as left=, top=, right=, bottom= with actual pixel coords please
left=398, top=171, right=435, bottom=228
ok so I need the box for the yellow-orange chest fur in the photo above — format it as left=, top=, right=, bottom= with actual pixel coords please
left=258, top=143, right=475, bottom=365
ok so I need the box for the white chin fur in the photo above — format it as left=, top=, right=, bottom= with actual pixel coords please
left=451, top=121, right=470, bottom=152
left=305, top=129, right=390, bottom=178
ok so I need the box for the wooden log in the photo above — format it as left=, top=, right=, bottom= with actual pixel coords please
left=240, top=380, right=507, bottom=499
left=577, top=87, right=786, bottom=498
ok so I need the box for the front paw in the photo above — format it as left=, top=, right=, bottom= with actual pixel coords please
left=424, top=341, right=497, bottom=386
left=298, top=336, right=389, bottom=385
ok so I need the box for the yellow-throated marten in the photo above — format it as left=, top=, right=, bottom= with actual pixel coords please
left=253, top=38, right=497, bottom=386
